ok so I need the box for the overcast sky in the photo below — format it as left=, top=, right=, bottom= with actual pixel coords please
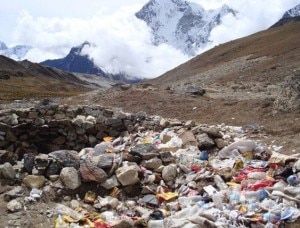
left=0, top=0, right=299, bottom=78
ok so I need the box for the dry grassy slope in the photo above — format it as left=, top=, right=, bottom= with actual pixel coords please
left=0, top=55, right=90, bottom=103
left=150, top=22, right=300, bottom=89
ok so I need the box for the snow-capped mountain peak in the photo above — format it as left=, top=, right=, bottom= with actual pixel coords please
left=0, top=41, right=31, bottom=61
left=283, top=3, right=300, bottom=18
left=136, top=0, right=235, bottom=56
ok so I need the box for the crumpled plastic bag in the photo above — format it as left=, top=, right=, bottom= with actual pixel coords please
left=218, top=140, right=257, bottom=159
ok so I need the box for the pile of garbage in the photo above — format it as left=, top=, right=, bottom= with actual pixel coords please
left=1, top=122, right=300, bottom=227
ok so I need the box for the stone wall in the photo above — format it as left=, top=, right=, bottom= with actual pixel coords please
left=0, top=105, right=171, bottom=158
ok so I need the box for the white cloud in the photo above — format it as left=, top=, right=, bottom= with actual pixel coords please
left=196, top=0, right=300, bottom=53
left=15, top=4, right=188, bottom=78
left=5, top=0, right=300, bottom=78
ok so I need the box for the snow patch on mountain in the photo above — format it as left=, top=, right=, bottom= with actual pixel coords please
left=282, top=3, right=300, bottom=18
left=135, top=0, right=235, bottom=56
left=0, top=41, right=31, bottom=60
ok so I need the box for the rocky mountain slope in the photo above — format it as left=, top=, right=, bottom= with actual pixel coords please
left=136, top=0, right=235, bottom=56
left=0, top=41, right=31, bottom=61
left=41, top=42, right=141, bottom=84
left=64, top=21, right=300, bottom=153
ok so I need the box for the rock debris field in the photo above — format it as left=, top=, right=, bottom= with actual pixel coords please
left=0, top=105, right=300, bottom=227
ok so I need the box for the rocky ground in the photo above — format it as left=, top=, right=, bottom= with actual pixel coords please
left=63, top=80, right=300, bottom=155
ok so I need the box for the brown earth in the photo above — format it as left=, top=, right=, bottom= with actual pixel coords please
left=0, top=56, right=90, bottom=103
left=63, top=22, right=300, bottom=154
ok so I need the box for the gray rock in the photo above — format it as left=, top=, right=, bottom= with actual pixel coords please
left=196, top=133, right=215, bottom=149
left=112, top=219, right=134, bottom=228
left=95, top=154, right=114, bottom=169
left=34, top=118, right=45, bottom=126
left=178, top=131, right=198, bottom=147
left=184, top=120, right=195, bottom=128
left=7, top=199, right=23, bottom=213
left=88, top=135, right=97, bottom=144
left=129, top=143, right=159, bottom=160
left=200, top=127, right=223, bottom=138
left=100, top=175, right=120, bottom=190
left=105, top=118, right=122, bottom=126
left=79, top=160, right=107, bottom=183
left=214, top=138, right=228, bottom=149
left=162, top=164, right=177, bottom=182
left=185, top=86, right=205, bottom=96
left=23, top=153, right=34, bottom=173
left=140, top=194, right=159, bottom=207
left=142, top=157, right=162, bottom=170
left=49, top=150, right=80, bottom=169
left=0, top=150, right=17, bottom=165
left=23, top=175, right=46, bottom=189
left=4, top=186, right=24, bottom=202
left=93, top=142, right=112, bottom=156
left=72, top=115, right=86, bottom=127
left=82, top=120, right=94, bottom=130
left=159, top=117, right=169, bottom=128
left=116, top=165, right=140, bottom=186
left=60, top=167, right=81, bottom=190
left=2, top=113, right=19, bottom=125
left=54, top=113, right=66, bottom=120
left=5, top=130, right=17, bottom=142
left=160, top=151, right=176, bottom=164
left=0, top=162, right=16, bottom=180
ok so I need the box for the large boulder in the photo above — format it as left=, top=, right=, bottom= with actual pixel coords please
left=129, top=144, right=159, bottom=160
left=49, top=150, right=80, bottom=169
left=79, top=160, right=107, bottom=183
left=60, top=167, right=81, bottom=190
left=116, top=165, right=140, bottom=186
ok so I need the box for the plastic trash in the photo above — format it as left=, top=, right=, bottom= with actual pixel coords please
left=157, top=192, right=179, bottom=202
left=55, top=204, right=84, bottom=221
left=200, top=150, right=208, bottom=160
left=149, top=210, right=164, bottom=220
left=244, top=189, right=267, bottom=202
left=212, top=191, right=223, bottom=210
left=247, top=178, right=275, bottom=191
left=281, top=207, right=295, bottom=220
left=218, top=140, right=257, bottom=159
left=214, top=175, right=228, bottom=190
left=229, top=187, right=240, bottom=208
left=263, top=212, right=280, bottom=224
left=287, top=174, right=298, bottom=186
left=84, top=191, right=96, bottom=203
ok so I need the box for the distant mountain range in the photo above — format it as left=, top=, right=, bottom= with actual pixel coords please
left=40, top=42, right=141, bottom=84
left=0, top=1, right=299, bottom=82
left=271, top=3, right=300, bottom=28
left=136, top=0, right=236, bottom=56
left=0, top=41, right=31, bottom=61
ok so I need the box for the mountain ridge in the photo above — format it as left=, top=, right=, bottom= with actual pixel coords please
left=0, top=41, right=31, bottom=61
left=135, top=0, right=236, bottom=56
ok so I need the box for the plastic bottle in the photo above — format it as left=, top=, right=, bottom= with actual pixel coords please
left=200, top=150, right=208, bottom=160
left=212, top=191, right=223, bottom=210
left=229, top=187, right=240, bottom=208
left=287, top=174, right=298, bottom=186
left=244, top=189, right=267, bottom=203
left=214, top=175, right=228, bottom=190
